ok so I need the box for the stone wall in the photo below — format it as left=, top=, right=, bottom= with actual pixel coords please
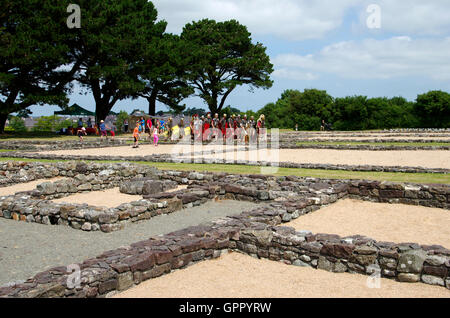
left=236, top=225, right=450, bottom=289
left=0, top=139, right=128, bottom=151
left=0, top=161, right=449, bottom=297
left=1, top=196, right=449, bottom=297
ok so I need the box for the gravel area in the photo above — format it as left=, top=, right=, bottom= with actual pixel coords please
left=287, top=199, right=450, bottom=248
left=114, top=252, right=450, bottom=298
left=0, top=200, right=260, bottom=286
left=52, top=188, right=142, bottom=208
left=195, top=148, right=450, bottom=169
left=0, top=178, right=65, bottom=197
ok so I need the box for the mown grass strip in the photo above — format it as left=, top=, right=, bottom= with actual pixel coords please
left=0, top=157, right=448, bottom=185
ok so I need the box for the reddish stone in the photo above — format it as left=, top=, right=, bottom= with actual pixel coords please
left=110, top=263, right=130, bottom=273
left=179, top=238, right=202, bottom=253
left=123, top=252, right=155, bottom=272
left=98, top=279, right=117, bottom=294
left=171, top=253, right=193, bottom=269
left=321, top=243, right=355, bottom=259
left=423, top=265, right=448, bottom=278
left=86, top=287, right=98, bottom=298
left=154, top=249, right=173, bottom=265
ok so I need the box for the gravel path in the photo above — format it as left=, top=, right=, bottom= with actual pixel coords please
left=0, top=200, right=260, bottom=286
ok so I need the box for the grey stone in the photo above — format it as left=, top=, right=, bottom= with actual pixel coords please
left=281, top=213, right=292, bottom=222
left=299, top=255, right=311, bottom=262
left=318, top=256, right=334, bottom=272
left=379, top=256, right=397, bottom=270
left=293, top=260, right=310, bottom=267
left=425, top=255, right=447, bottom=266
left=397, top=250, right=427, bottom=273
left=81, top=222, right=92, bottom=231
left=421, top=275, right=445, bottom=286
left=117, top=272, right=134, bottom=291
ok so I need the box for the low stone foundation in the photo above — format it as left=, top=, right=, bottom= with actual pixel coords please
left=0, top=161, right=448, bottom=297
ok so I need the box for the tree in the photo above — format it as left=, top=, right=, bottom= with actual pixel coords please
left=134, top=33, right=193, bottom=116
left=72, top=0, right=166, bottom=125
left=414, top=90, right=450, bottom=128
left=115, top=110, right=129, bottom=133
left=9, top=116, right=27, bottom=132
left=0, top=0, right=80, bottom=133
left=181, top=19, right=273, bottom=114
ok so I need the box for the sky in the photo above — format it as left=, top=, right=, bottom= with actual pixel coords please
left=30, top=0, right=450, bottom=116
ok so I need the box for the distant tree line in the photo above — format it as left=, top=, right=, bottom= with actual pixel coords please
left=258, top=89, right=450, bottom=130
left=0, top=0, right=273, bottom=133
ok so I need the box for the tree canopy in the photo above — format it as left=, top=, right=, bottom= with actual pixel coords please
left=0, top=0, right=79, bottom=132
left=181, top=19, right=274, bottom=114
left=71, top=0, right=166, bottom=124
left=134, top=33, right=194, bottom=116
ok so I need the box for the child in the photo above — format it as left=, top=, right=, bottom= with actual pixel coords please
left=132, top=122, right=140, bottom=148
left=153, top=126, right=159, bottom=147
left=99, top=120, right=107, bottom=140
left=110, top=123, right=116, bottom=141
left=77, top=127, right=87, bottom=142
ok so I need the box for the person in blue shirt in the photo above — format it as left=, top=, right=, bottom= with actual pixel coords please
left=99, top=120, right=107, bottom=140
left=139, top=117, right=145, bottom=133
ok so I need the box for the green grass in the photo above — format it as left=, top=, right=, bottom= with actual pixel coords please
left=0, top=157, right=448, bottom=184
left=296, top=141, right=450, bottom=147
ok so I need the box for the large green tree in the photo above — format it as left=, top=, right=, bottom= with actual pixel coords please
left=0, top=0, right=80, bottom=133
left=72, top=0, right=166, bottom=124
left=181, top=19, right=273, bottom=114
left=414, top=90, right=450, bottom=128
left=134, top=33, right=193, bottom=116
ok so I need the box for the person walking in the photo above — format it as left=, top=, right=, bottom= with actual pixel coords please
left=77, top=127, right=87, bottom=142
left=153, top=125, right=159, bottom=147
left=109, top=123, right=116, bottom=141
left=167, top=117, right=173, bottom=141
left=99, top=120, right=107, bottom=140
left=139, top=117, right=145, bottom=133
left=124, top=119, right=129, bottom=133
left=179, top=118, right=185, bottom=140
left=257, top=114, right=266, bottom=141
left=132, top=122, right=140, bottom=148
left=146, top=117, right=153, bottom=141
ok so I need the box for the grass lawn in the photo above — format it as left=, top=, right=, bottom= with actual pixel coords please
left=0, top=157, right=448, bottom=185
left=296, top=141, right=450, bottom=147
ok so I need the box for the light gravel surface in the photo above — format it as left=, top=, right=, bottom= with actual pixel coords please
left=0, top=200, right=260, bottom=286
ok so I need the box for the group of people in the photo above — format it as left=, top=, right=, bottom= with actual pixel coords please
left=132, top=116, right=174, bottom=148
left=76, top=117, right=117, bottom=142
left=187, top=113, right=267, bottom=143
left=130, top=113, right=267, bottom=148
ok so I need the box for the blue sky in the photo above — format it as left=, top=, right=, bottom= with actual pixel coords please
left=30, top=0, right=450, bottom=116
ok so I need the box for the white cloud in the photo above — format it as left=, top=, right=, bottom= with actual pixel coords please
left=356, top=0, right=450, bottom=36
left=152, top=0, right=359, bottom=41
left=153, top=0, right=450, bottom=40
left=273, top=36, right=450, bottom=80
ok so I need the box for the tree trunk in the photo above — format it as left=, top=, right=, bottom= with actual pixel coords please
left=0, top=113, right=8, bottom=134
left=95, top=101, right=111, bottom=126
left=147, top=90, right=157, bottom=116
